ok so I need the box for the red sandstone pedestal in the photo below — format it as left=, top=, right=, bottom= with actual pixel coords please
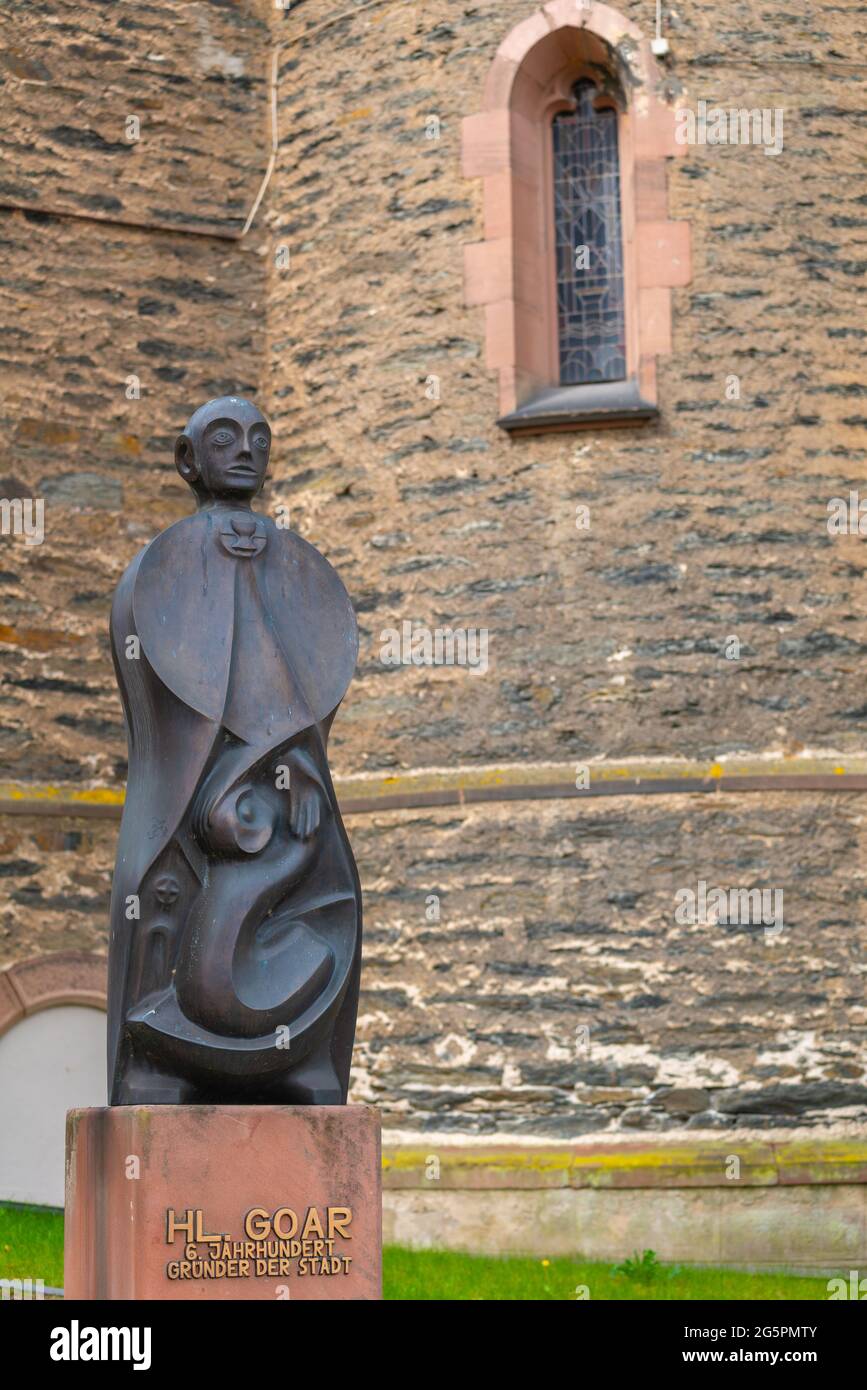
left=65, top=1105, right=381, bottom=1300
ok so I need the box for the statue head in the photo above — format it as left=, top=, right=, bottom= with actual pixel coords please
left=175, top=396, right=271, bottom=503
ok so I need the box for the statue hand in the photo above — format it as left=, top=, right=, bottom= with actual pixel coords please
left=290, top=775, right=321, bottom=840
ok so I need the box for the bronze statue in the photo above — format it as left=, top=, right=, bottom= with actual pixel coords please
left=107, top=397, right=361, bottom=1105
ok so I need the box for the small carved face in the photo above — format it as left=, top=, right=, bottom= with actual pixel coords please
left=175, top=398, right=271, bottom=500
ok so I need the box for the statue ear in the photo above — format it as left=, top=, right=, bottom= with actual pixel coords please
left=174, top=434, right=199, bottom=484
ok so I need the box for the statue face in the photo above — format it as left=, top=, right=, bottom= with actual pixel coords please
left=175, top=398, right=271, bottom=501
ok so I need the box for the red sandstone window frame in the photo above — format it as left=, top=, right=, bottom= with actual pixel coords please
left=0, top=951, right=106, bottom=1040
left=462, top=2, right=691, bottom=435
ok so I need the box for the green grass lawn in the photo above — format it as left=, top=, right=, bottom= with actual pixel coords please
left=1, top=1202, right=64, bottom=1289
left=382, top=1246, right=833, bottom=1300
left=0, top=1203, right=835, bottom=1300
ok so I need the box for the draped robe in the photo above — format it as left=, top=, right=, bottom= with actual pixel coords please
left=106, top=506, right=361, bottom=1105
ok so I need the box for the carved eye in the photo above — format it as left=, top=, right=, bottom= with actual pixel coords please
left=253, top=435, right=269, bottom=451
left=213, top=430, right=233, bottom=446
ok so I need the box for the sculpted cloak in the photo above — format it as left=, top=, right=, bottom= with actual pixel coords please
left=107, top=505, right=361, bottom=1105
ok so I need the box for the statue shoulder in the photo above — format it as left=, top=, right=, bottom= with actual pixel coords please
left=117, top=538, right=150, bottom=586
left=261, top=515, right=351, bottom=585
left=111, top=543, right=147, bottom=628
left=260, top=514, right=302, bottom=547
left=258, top=517, right=359, bottom=708
left=112, top=514, right=203, bottom=616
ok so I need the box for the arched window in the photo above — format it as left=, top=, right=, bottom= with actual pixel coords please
left=553, top=79, right=626, bottom=386
left=462, top=2, right=691, bottom=434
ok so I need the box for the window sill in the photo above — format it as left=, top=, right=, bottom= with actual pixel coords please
left=497, top=380, right=658, bottom=435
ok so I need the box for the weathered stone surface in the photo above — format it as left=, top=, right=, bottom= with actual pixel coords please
left=65, top=1105, right=382, bottom=1299
left=11, top=782, right=867, bottom=1135
left=383, top=1181, right=867, bottom=1272
left=3, top=0, right=863, bottom=785
left=0, top=817, right=112, bottom=960
left=0, top=206, right=266, bottom=785
left=1, top=1, right=865, bottom=1145
left=717, top=1083, right=867, bottom=1117
left=656, top=1088, right=711, bottom=1115
left=0, top=969, right=22, bottom=1033
left=0, top=0, right=270, bottom=234
left=265, top=0, right=867, bottom=771
left=6, top=949, right=105, bottom=1013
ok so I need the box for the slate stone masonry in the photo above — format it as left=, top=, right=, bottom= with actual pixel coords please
left=1, top=0, right=865, bottom=1137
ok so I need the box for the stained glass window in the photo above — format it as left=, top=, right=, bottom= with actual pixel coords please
left=552, top=80, right=626, bottom=385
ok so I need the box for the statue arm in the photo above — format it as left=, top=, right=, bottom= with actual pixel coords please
left=286, top=733, right=327, bottom=840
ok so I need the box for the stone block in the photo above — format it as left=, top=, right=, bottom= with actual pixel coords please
left=65, top=1105, right=381, bottom=1300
